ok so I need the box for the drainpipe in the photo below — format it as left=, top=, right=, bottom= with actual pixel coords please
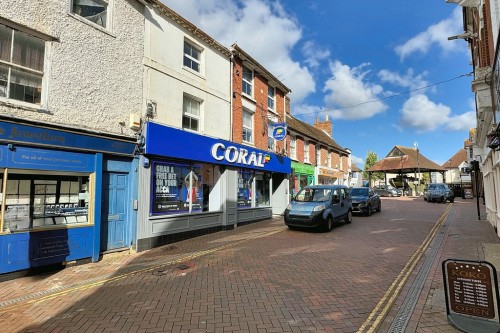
left=229, top=53, right=234, bottom=141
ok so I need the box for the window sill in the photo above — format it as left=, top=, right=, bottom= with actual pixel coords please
left=68, top=13, right=116, bottom=38
left=183, top=66, right=206, bottom=80
left=242, top=93, right=256, bottom=104
left=0, top=98, right=47, bottom=113
left=1, top=223, right=93, bottom=235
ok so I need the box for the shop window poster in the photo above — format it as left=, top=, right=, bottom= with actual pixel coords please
left=237, top=170, right=253, bottom=208
left=152, top=162, right=202, bottom=214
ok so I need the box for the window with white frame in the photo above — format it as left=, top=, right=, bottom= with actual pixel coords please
left=268, top=86, right=275, bottom=111
left=243, top=110, right=253, bottom=143
left=267, top=123, right=275, bottom=152
left=183, top=95, right=201, bottom=132
left=316, top=146, right=321, bottom=166
left=304, top=140, right=309, bottom=163
left=0, top=24, right=45, bottom=105
left=71, top=0, right=109, bottom=28
left=242, top=66, right=253, bottom=96
left=290, top=136, right=297, bottom=160
left=327, top=151, right=331, bottom=168
left=183, top=40, right=201, bottom=73
left=340, top=156, right=343, bottom=170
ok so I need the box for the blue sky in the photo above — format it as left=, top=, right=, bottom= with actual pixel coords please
left=163, top=0, right=473, bottom=169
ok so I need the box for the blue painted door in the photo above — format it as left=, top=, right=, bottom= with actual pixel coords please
left=101, top=173, right=129, bottom=251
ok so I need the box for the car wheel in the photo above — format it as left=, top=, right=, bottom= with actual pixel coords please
left=450, top=198, right=454, bottom=203
left=287, top=225, right=296, bottom=230
left=376, top=201, right=381, bottom=212
left=344, top=210, right=352, bottom=224
left=388, top=193, right=393, bottom=197
left=324, top=215, right=334, bottom=232
left=367, top=204, right=372, bottom=216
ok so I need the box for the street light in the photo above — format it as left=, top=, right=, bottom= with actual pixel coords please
left=414, top=142, right=420, bottom=195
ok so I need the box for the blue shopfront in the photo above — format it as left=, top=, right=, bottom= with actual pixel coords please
left=135, top=122, right=291, bottom=251
left=0, top=119, right=137, bottom=274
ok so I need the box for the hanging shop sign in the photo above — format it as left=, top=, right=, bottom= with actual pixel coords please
left=272, top=123, right=287, bottom=141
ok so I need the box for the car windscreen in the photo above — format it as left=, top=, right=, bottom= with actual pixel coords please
left=350, top=188, right=368, bottom=196
left=295, top=188, right=332, bottom=202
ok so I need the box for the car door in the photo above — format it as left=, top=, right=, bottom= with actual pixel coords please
left=331, top=188, right=343, bottom=222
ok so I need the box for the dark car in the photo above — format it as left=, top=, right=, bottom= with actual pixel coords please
left=373, top=184, right=402, bottom=197
left=284, top=185, right=352, bottom=231
left=424, top=183, right=454, bottom=203
left=350, top=187, right=381, bottom=216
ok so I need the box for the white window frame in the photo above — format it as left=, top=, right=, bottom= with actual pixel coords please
left=182, top=94, right=202, bottom=132
left=290, top=136, right=297, bottom=160
left=267, top=123, right=276, bottom=152
left=70, top=0, right=111, bottom=30
left=316, top=145, right=321, bottom=166
left=242, top=66, right=253, bottom=97
left=243, top=109, right=253, bottom=144
left=183, top=39, right=202, bottom=74
left=268, top=86, right=275, bottom=112
left=0, top=24, right=46, bottom=106
left=327, top=151, right=331, bottom=168
left=304, top=140, right=309, bottom=163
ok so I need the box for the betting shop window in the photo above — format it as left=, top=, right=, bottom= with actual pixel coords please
left=0, top=172, right=91, bottom=232
left=255, top=172, right=270, bottom=207
left=237, top=170, right=253, bottom=208
left=151, top=161, right=220, bottom=215
left=183, top=40, right=202, bottom=73
left=0, top=24, right=45, bottom=105
left=71, top=0, right=109, bottom=29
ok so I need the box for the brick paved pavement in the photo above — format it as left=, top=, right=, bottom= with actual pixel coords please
left=0, top=197, right=498, bottom=333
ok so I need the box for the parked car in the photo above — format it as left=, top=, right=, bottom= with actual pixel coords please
left=284, top=185, right=352, bottom=231
left=424, top=183, right=454, bottom=203
left=373, top=184, right=401, bottom=197
left=350, top=187, right=381, bottom=216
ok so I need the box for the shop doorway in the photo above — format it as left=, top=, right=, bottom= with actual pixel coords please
left=101, top=172, right=129, bottom=251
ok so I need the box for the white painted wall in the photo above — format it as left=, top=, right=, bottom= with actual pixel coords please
left=0, top=0, right=144, bottom=137
left=143, top=6, right=231, bottom=140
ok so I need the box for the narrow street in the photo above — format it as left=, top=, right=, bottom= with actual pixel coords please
left=0, top=197, right=496, bottom=333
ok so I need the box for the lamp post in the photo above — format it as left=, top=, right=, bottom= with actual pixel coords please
left=414, top=142, right=420, bottom=195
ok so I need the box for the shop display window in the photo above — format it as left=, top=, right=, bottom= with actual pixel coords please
left=151, top=161, right=219, bottom=215
left=238, top=170, right=271, bottom=208
left=237, top=170, right=253, bottom=208
left=255, top=172, right=270, bottom=207
left=0, top=172, right=91, bottom=232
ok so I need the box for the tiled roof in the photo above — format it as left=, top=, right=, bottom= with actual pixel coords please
left=442, top=148, right=467, bottom=168
left=351, top=163, right=361, bottom=172
left=367, top=145, right=446, bottom=173
left=286, top=114, right=347, bottom=154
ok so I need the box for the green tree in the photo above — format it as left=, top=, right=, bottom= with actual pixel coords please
left=363, top=151, right=384, bottom=185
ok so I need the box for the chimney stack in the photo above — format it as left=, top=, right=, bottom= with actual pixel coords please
left=314, top=115, right=332, bottom=137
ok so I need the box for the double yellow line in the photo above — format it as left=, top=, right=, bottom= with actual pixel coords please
left=357, top=204, right=452, bottom=333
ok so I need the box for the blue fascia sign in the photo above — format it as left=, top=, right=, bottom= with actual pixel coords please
left=144, top=122, right=291, bottom=173
left=272, top=123, right=287, bottom=141
left=0, top=120, right=136, bottom=156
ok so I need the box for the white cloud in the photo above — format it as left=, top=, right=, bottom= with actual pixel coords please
left=302, top=41, right=331, bottom=69
left=446, top=111, right=476, bottom=131
left=322, top=61, right=388, bottom=120
left=162, top=0, right=315, bottom=103
left=398, top=94, right=449, bottom=132
left=395, top=7, right=465, bottom=60
left=351, top=154, right=364, bottom=167
left=378, top=68, right=430, bottom=95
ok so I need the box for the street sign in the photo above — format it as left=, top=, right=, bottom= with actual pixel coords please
left=443, top=259, right=500, bottom=332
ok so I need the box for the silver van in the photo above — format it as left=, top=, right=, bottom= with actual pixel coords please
left=284, top=185, right=353, bottom=231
